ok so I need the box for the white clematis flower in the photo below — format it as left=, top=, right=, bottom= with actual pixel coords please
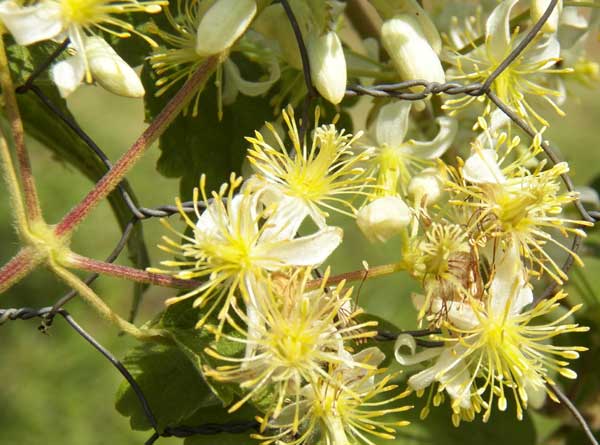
left=152, top=174, right=343, bottom=332
left=395, top=243, right=587, bottom=424
left=0, top=0, right=161, bottom=96
left=366, top=101, right=457, bottom=195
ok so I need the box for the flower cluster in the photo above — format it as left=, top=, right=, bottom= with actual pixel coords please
left=3, top=0, right=597, bottom=443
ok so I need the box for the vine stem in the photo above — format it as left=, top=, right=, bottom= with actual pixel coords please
left=50, top=260, right=171, bottom=342
left=308, top=262, right=405, bottom=289
left=0, top=247, right=41, bottom=294
left=0, top=133, right=29, bottom=235
left=0, top=32, right=43, bottom=222
left=54, top=55, right=220, bottom=237
left=64, top=252, right=200, bottom=290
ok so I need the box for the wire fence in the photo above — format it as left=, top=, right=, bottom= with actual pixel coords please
left=1, top=0, right=598, bottom=444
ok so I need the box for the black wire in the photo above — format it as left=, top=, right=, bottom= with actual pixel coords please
left=15, top=39, right=70, bottom=94
left=0, top=307, right=259, bottom=444
left=548, top=383, right=599, bottom=445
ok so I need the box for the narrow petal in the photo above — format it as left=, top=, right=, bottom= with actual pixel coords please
left=50, top=54, right=86, bottom=98
left=375, top=101, right=412, bottom=147
left=0, top=0, right=63, bottom=46
left=486, top=0, right=520, bottom=63
left=222, top=56, right=280, bottom=103
left=463, top=148, right=506, bottom=184
left=259, top=226, right=343, bottom=269
left=402, top=116, right=457, bottom=159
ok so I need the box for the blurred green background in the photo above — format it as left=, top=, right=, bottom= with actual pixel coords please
left=1, top=80, right=600, bottom=445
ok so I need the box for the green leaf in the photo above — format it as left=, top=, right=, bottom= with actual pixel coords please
left=115, top=341, right=219, bottom=432
left=159, top=299, right=246, bottom=406
left=3, top=38, right=151, bottom=305
left=141, top=57, right=275, bottom=199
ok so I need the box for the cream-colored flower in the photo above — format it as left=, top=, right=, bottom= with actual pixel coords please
left=254, top=348, right=411, bottom=445
left=247, top=107, right=371, bottom=229
left=365, top=101, right=457, bottom=196
left=396, top=243, right=588, bottom=425
left=449, top=134, right=592, bottom=284
left=444, top=0, right=570, bottom=129
left=0, top=0, right=162, bottom=96
left=203, top=269, right=377, bottom=418
left=151, top=174, right=342, bottom=331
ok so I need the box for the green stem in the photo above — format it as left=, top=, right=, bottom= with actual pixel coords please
left=51, top=261, right=171, bottom=342
left=0, top=33, right=43, bottom=222
left=54, top=55, right=220, bottom=237
left=0, top=132, right=29, bottom=235
left=308, top=262, right=405, bottom=289
left=65, top=252, right=199, bottom=290
left=0, top=247, right=41, bottom=294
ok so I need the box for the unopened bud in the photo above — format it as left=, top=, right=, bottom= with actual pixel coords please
left=308, top=31, right=347, bottom=105
left=357, top=196, right=411, bottom=243
left=408, top=170, right=442, bottom=204
left=531, top=0, right=563, bottom=33
left=381, top=15, right=445, bottom=84
left=196, top=0, right=257, bottom=56
left=86, top=37, right=145, bottom=98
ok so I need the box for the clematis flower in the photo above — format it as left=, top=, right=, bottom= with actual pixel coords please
left=246, top=107, right=371, bottom=229
left=150, top=174, right=343, bottom=332
left=203, top=268, right=378, bottom=419
left=148, top=0, right=278, bottom=116
left=448, top=133, right=593, bottom=284
left=0, top=0, right=163, bottom=96
left=254, top=348, right=412, bottom=445
left=364, top=101, right=457, bottom=196
left=444, top=0, right=571, bottom=129
left=396, top=243, right=588, bottom=425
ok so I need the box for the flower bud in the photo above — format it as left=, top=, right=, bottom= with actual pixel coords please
left=357, top=196, right=411, bottom=243
left=531, top=0, right=563, bottom=33
left=381, top=15, right=445, bottom=84
left=85, top=37, right=145, bottom=98
left=196, top=0, right=257, bottom=56
left=408, top=169, right=442, bottom=204
left=308, top=31, right=347, bottom=105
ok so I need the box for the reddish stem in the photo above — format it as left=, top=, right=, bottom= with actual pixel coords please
left=308, top=262, right=405, bottom=289
left=55, top=56, right=219, bottom=237
left=0, top=36, right=42, bottom=221
left=66, top=253, right=200, bottom=290
left=0, top=247, right=40, bottom=294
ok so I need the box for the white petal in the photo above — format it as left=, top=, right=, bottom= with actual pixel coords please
left=375, top=101, right=411, bottom=147
left=260, top=195, right=309, bottom=242
left=50, top=54, right=86, bottom=98
left=85, top=37, right=145, bottom=98
left=260, top=226, right=343, bottom=269
left=402, top=116, right=457, bottom=159
left=463, top=149, right=506, bottom=184
left=394, top=334, right=442, bottom=366
left=489, top=243, right=531, bottom=316
left=196, top=0, right=257, bottom=56
left=486, top=0, right=520, bottom=63
left=531, top=0, right=563, bottom=34
left=416, top=293, right=480, bottom=330
left=222, top=56, right=280, bottom=103
left=0, top=0, right=63, bottom=46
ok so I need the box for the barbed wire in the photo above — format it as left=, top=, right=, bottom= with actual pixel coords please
left=3, top=0, right=598, bottom=443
